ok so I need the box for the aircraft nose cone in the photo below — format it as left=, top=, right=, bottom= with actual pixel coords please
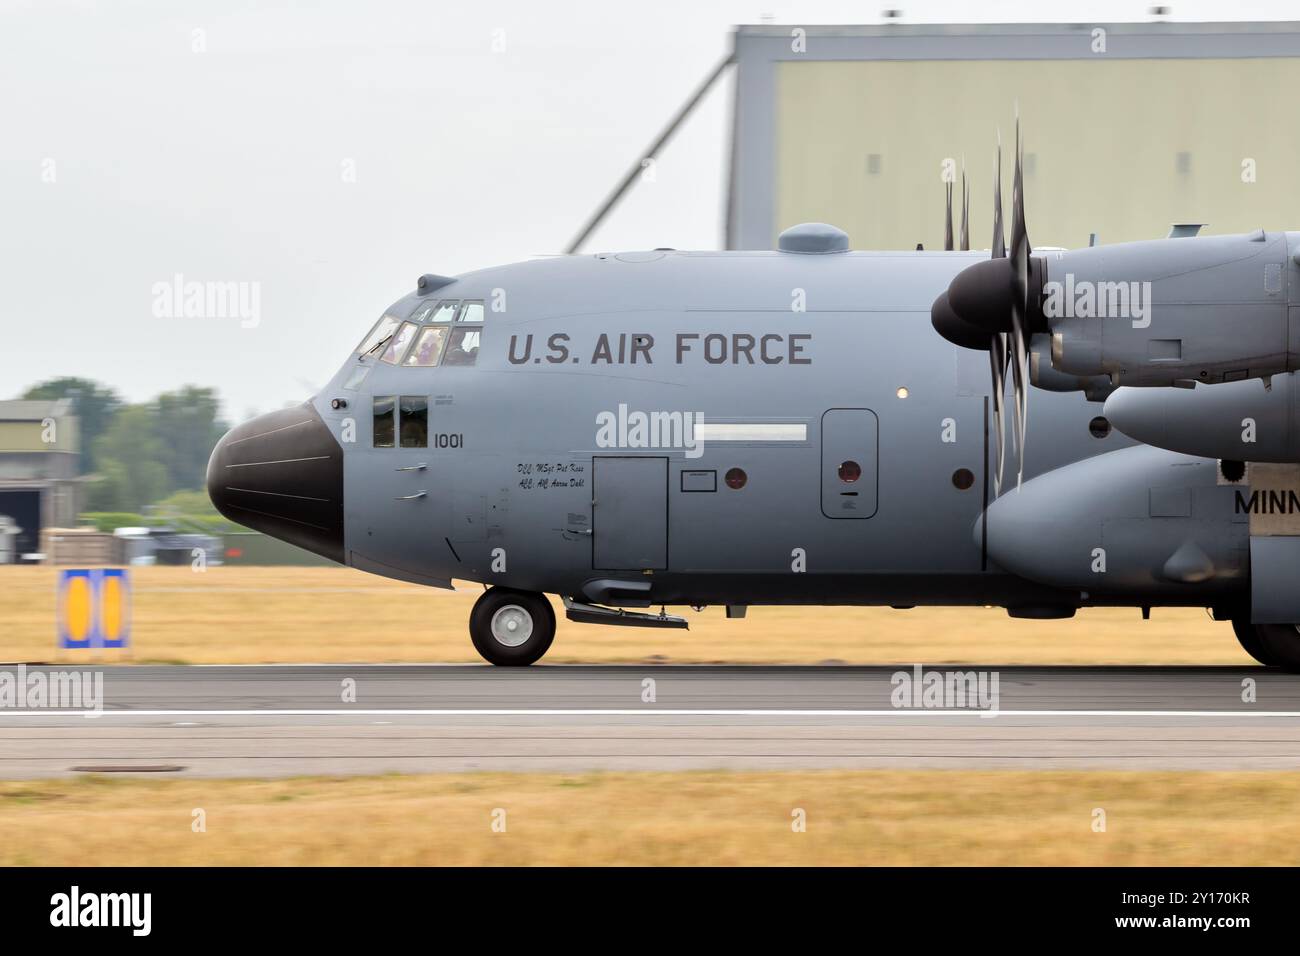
left=206, top=402, right=345, bottom=563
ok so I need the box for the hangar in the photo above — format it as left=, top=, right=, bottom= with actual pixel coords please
left=723, top=21, right=1300, bottom=250
left=0, top=399, right=84, bottom=562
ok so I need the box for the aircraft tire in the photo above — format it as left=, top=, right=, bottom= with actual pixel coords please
left=469, top=587, right=556, bottom=666
left=1231, top=619, right=1283, bottom=667
left=1247, top=622, right=1300, bottom=673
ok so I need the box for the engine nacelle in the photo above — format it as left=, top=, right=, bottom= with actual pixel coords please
left=977, top=444, right=1248, bottom=595
left=1046, top=230, right=1296, bottom=386
left=1104, top=373, right=1300, bottom=462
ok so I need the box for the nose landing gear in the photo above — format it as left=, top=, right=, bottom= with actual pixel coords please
left=469, top=587, right=556, bottom=666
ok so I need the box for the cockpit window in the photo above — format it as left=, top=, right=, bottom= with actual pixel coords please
left=399, top=396, right=428, bottom=448
left=379, top=321, right=418, bottom=364
left=408, top=301, right=439, bottom=323
left=357, top=315, right=400, bottom=357
left=430, top=300, right=458, bottom=323
left=373, top=396, right=395, bottom=448
left=443, top=327, right=481, bottom=367
left=404, top=325, right=450, bottom=367
left=457, top=300, right=485, bottom=323
left=342, top=365, right=370, bottom=390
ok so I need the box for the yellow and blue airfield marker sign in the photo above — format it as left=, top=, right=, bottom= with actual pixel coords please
left=97, top=568, right=131, bottom=648
left=57, top=568, right=131, bottom=650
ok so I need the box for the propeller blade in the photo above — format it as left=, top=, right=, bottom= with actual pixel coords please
left=1009, top=299, right=1029, bottom=487
left=992, top=134, right=1005, bottom=258
left=944, top=180, right=954, bottom=252
left=1008, top=118, right=1032, bottom=489
left=959, top=165, right=970, bottom=252
left=1010, top=119, right=1031, bottom=267
left=989, top=333, right=1008, bottom=497
left=988, top=136, right=1007, bottom=496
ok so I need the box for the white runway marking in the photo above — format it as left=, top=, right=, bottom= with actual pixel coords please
left=187, top=661, right=484, bottom=667
left=135, top=587, right=448, bottom=594
left=4, top=666, right=1297, bottom=775
left=2, top=709, right=1300, bottom=719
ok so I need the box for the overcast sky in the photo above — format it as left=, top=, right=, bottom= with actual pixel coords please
left=2, top=0, right=1295, bottom=418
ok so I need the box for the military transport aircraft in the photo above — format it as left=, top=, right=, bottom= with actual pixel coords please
left=207, top=129, right=1300, bottom=668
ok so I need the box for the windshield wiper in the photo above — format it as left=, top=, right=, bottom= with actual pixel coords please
left=365, top=333, right=395, bottom=357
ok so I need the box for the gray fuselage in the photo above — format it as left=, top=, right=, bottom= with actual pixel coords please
left=260, top=247, right=1160, bottom=610
left=208, top=246, right=1250, bottom=615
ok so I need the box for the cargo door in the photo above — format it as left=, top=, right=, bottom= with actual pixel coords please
left=592, top=456, right=668, bottom=569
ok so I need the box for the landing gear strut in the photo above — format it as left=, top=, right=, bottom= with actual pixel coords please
left=1231, top=619, right=1300, bottom=670
left=469, top=587, right=556, bottom=666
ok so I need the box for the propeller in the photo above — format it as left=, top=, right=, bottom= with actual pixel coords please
left=930, top=119, right=1044, bottom=494
left=943, top=180, right=954, bottom=251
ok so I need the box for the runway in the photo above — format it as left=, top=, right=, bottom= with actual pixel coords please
left=1, top=664, right=1298, bottom=777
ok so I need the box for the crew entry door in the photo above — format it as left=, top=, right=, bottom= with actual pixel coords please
left=821, top=408, right=879, bottom=518
left=592, top=456, right=668, bottom=570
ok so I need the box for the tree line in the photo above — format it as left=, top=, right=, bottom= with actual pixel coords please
left=21, top=377, right=229, bottom=513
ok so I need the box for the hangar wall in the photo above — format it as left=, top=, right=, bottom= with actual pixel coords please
left=727, top=22, right=1300, bottom=251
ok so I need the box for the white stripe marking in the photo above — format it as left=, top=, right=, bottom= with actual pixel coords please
left=693, top=423, right=807, bottom=442
left=1, top=709, right=1299, bottom=719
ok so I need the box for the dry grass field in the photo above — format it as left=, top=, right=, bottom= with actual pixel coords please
left=0, top=567, right=1278, bottom=868
left=0, top=565, right=1250, bottom=665
left=1, top=769, right=1296, bottom=866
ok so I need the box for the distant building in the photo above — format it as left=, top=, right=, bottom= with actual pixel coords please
left=727, top=21, right=1300, bottom=250
left=0, top=399, right=85, bottom=561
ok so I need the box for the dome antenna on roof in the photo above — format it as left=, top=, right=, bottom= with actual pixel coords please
left=417, top=274, right=455, bottom=295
